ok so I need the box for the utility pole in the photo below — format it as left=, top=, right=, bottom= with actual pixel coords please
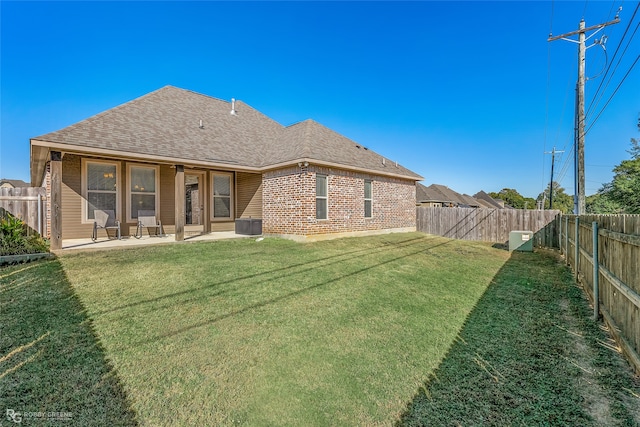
left=548, top=10, right=621, bottom=214
left=545, top=147, right=565, bottom=209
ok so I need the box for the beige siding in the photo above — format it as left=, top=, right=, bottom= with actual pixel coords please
left=159, top=164, right=175, bottom=227
left=61, top=154, right=91, bottom=239
left=210, top=221, right=235, bottom=232
left=236, top=172, right=262, bottom=219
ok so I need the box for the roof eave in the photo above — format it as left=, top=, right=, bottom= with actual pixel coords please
left=263, top=157, right=423, bottom=181
left=29, top=139, right=263, bottom=173
left=30, top=139, right=423, bottom=182
left=30, top=141, right=50, bottom=186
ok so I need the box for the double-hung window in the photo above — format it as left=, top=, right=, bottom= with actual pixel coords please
left=128, top=164, right=159, bottom=221
left=84, top=160, right=119, bottom=221
left=316, top=174, right=328, bottom=220
left=364, top=180, right=372, bottom=218
left=212, top=173, right=233, bottom=219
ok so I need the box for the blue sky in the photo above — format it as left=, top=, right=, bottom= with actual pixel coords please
left=1, top=1, right=638, bottom=199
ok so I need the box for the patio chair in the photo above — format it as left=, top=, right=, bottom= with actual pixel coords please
left=134, top=210, right=164, bottom=238
left=92, top=209, right=121, bottom=241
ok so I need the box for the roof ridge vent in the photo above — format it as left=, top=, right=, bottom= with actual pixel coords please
left=230, top=98, right=237, bottom=116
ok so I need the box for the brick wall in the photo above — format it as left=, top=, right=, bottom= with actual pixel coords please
left=262, top=165, right=416, bottom=236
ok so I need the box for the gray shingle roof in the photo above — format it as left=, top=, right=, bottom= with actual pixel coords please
left=417, top=183, right=484, bottom=207
left=473, top=190, right=505, bottom=209
left=0, top=179, right=29, bottom=188
left=417, top=183, right=449, bottom=203
left=33, top=86, right=422, bottom=180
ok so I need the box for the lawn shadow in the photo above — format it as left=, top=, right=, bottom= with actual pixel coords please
left=135, top=234, right=457, bottom=345
left=395, top=248, right=639, bottom=426
left=93, top=235, right=431, bottom=318
left=491, top=242, right=508, bottom=251
left=0, top=259, right=139, bottom=426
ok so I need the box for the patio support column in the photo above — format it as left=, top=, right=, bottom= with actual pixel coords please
left=50, top=151, right=62, bottom=250
left=203, top=170, right=211, bottom=234
left=175, top=165, right=185, bottom=241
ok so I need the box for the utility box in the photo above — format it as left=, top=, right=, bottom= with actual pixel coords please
left=509, top=230, right=534, bottom=252
left=235, top=218, right=262, bottom=236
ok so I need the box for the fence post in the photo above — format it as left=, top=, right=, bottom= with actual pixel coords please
left=574, top=216, right=579, bottom=276
left=559, top=214, right=563, bottom=254
left=565, top=216, right=569, bottom=265
left=37, top=195, right=42, bottom=236
left=592, top=221, right=599, bottom=320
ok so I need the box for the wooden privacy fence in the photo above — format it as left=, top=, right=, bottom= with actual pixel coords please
left=561, top=215, right=640, bottom=373
left=416, top=207, right=561, bottom=247
left=0, top=187, right=47, bottom=236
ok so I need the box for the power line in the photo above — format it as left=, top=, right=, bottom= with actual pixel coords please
left=543, top=0, right=556, bottom=196
left=586, top=53, right=640, bottom=135
left=586, top=2, right=639, bottom=117
left=556, top=141, right=575, bottom=186
left=549, top=12, right=622, bottom=214
left=583, top=0, right=590, bottom=18
left=607, top=0, right=622, bottom=21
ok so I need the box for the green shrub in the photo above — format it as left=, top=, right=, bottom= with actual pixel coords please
left=0, top=214, right=50, bottom=256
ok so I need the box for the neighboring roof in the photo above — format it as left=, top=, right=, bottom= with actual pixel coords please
left=459, top=194, right=482, bottom=208
left=473, top=190, right=506, bottom=209
left=431, top=184, right=466, bottom=205
left=417, top=183, right=487, bottom=208
left=475, top=198, right=499, bottom=209
left=0, top=179, right=29, bottom=188
left=31, top=86, right=422, bottom=183
left=416, top=183, right=448, bottom=203
left=417, top=183, right=461, bottom=205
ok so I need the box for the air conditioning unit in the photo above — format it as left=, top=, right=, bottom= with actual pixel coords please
left=509, top=230, right=534, bottom=252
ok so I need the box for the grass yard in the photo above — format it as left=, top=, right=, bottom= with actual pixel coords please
left=0, top=260, right=136, bottom=426
left=1, top=233, right=509, bottom=426
left=399, top=248, right=640, bottom=426
left=1, top=232, right=638, bottom=426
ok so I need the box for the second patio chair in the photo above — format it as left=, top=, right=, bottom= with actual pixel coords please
left=134, top=210, right=164, bottom=238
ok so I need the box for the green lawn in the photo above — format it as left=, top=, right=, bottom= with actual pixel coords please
left=399, top=248, right=640, bottom=426
left=2, top=233, right=509, bottom=426
left=0, top=260, right=136, bottom=426
left=2, top=233, right=638, bottom=426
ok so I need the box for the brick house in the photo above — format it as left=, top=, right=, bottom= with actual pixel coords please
left=30, top=86, right=422, bottom=248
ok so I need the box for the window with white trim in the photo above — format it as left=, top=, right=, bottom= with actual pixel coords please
left=127, top=164, right=159, bottom=221
left=212, top=173, right=233, bottom=219
left=84, top=160, right=119, bottom=221
left=316, top=174, right=328, bottom=220
left=364, top=180, right=372, bottom=218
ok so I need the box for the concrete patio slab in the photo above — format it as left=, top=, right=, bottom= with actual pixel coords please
left=58, top=231, right=254, bottom=253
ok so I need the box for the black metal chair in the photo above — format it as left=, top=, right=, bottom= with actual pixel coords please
left=134, top=210, right=164, bottom=238
left=92, top=209, right=121, bottom=241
